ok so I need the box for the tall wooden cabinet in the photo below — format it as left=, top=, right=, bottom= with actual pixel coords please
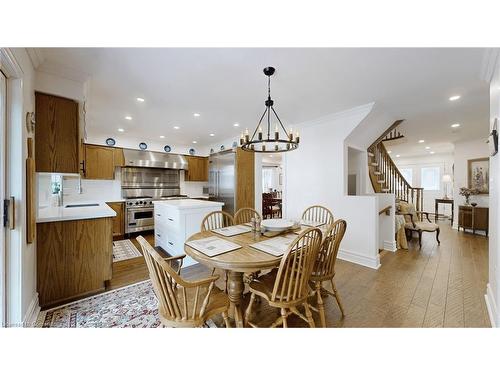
left=35, top=92, right=79, bottom=173
left=185, top=156, right=208, bottom=181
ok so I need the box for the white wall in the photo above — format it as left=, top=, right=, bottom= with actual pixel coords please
left=377, top=193, right=396, bottom=251
left=485, top=49, right=500, bottom=327
left=452, top=139, right=490, bottom=226
left=284, top=104, right=381, bottom=269
left=395, top=153, right=454, bottom=217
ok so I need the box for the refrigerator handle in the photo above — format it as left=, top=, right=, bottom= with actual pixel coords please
left=216, top=171, right=219, bottom=197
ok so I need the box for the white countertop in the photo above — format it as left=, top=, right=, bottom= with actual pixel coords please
left=37, top=202, right=117, bottom=223
left=153, top=199, right=224, bottom=210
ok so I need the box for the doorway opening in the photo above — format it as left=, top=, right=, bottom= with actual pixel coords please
left=261, top=153, right=283, bottom=218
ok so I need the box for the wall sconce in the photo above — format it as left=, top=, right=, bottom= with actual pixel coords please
left=26, top=112, right=35, bottom=134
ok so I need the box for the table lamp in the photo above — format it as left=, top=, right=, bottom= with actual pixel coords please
left=442, top=174, right=452, bottom=199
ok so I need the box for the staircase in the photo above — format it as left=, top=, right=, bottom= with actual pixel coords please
left=367, top=120, right=424, bottom=211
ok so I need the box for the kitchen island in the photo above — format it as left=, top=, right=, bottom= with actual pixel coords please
left=153, top=199, right=224, bottom=266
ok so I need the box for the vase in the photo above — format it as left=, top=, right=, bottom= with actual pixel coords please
left=465, top=196, right=470, bottom=205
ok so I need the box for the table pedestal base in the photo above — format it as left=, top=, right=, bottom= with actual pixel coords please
left=227, top=271, right=245, bottom=327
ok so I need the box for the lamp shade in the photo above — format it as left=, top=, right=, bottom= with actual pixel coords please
left=442, top=174, right=452, bottom=182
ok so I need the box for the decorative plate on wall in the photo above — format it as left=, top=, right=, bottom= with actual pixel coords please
left=105, top=138, right=116, bottom=146
left=164, top=145, right=172, bottom=153
left=139, top=142, right=148, bottom=150
left=189, top=148, right=196, bottom=155
left=220, top=145, right=225, bottom=151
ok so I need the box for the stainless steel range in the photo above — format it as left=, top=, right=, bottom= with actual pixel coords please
left=121, top=152, right=189, bottom=234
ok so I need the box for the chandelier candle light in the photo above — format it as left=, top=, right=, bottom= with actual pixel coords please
left=240, top=67, right=299, bottom=153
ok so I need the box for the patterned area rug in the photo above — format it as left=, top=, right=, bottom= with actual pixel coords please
left=36, top=280, right=218, bottom=328
left=113, top=239, right=143, bottom=262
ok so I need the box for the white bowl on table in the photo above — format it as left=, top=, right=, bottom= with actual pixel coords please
left=261, top=219, right=295, bottom=232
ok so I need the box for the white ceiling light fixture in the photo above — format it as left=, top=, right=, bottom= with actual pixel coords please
left=209, top=133, right=215, bottom=137
left=396, top=154, right=401, bottom=158
left=192, top=140, right=197, bottom=144
left=418, top=139, right=425, bottom=143
left=233, top=123, right=240, bottom=127
left=118, top=128, right=125, bottom=132
left=451, top=123, right=461, bottom=128
left=193, top=113, right=201, bottom=117
left=387, top=150, right=392, bottom=154
left=425, top=146, right=430, bottom=150
left=159, top=135, right=165, bottom=139
left=449, top=95, right=461, bottom=101
left=125, top=116, right=132, bottom=120
left=173, top=126, right=180, bottom=130
left=430, top=151, right=435, bottom=154
left=136, top=97, right=145, bottom=102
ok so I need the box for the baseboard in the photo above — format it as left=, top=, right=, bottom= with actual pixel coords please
left=338, top=248, right=381, bottom=270
left=383, top=240, right=397, bottom=252
left=485, top=283, right=498, bottom=328
left=23, top=293, right=40, bottom=328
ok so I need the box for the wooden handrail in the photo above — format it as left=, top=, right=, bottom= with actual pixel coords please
left=367, top=121, right=424, bottom=212
left=379, top=205, right=392, bottom=216
left=368, top=119, right=405, bottom=150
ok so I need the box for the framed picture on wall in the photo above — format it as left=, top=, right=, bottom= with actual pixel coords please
left=468, top=157, right=489, bottom=194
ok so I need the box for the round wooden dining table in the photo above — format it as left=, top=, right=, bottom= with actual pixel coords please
left=184, top=230, right=282, bottom=327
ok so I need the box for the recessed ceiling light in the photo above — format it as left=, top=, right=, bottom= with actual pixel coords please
left=173, top=126, right=180, bottom=130
left=233, top=123, right=240, bottom=127
left=192, top=140, right=197, bottom=144
left=396, top=154, right=401, bottom=158
left=418, top=139, right=425, bottom=143
left=387, top=150, right=392, bottom=154
left=159, top=135, right=165, bottom=139
left=451, top=123, right=460, bottom=128
left=193, top=113, right=200, bottom=117
left=425, top=146, right=430, bottom=150
left=117, top=128, right=125, bottom=132
left=209, top=133, right=215, bottom=137
left=449, top=95, right=461, bottom=101
left=136, top=97, right=145, bottom=102
left=430, top=151, right=435, bottom=154
left=125, top=116, right=132, bottom=120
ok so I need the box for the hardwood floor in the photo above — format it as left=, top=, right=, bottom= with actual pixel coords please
left=107, top=222, right=490, bottom=327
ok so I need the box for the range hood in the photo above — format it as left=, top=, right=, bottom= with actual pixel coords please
left=122, top=149, right=188, bottom=170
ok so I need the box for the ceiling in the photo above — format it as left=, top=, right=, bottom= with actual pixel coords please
left=36, top=48, right=490, bottom=154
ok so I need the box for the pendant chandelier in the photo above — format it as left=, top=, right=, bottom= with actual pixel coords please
left=240, top=66, right=299, bottom=153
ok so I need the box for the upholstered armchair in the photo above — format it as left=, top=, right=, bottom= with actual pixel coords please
left=397, top=201, right=440, bottom=248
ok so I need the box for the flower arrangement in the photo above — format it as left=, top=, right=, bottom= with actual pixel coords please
left=459, top=187, right=479, bottom=205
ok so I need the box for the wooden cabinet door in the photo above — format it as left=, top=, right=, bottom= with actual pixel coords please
left=113, top=147, right=125, bottom=167
left=185, top=156, right=208, bottom=181
left=84, top=144, right=115, bottom=179
left=35, top=92, right=79, bottom=173
left=107, top=202, right=124, bottom=237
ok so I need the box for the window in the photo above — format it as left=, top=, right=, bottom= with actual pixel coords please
left=421, top=166, right=440, bottom=190
left=399, top=168, right=413, bottom=186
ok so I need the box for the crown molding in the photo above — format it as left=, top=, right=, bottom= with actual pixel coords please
left=480, top=48, right=500, bottom=83
left=26, top=48, right=45, bottom=69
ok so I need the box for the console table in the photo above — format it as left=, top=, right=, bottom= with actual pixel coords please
left=435, top=198, right=454, bottom=226
left=458, top=205, right=489, bottom=236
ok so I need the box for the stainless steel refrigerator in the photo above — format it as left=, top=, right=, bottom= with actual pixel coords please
left=208, top=150, right=236, bottom=215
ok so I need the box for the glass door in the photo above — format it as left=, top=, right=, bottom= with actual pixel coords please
left=0, top=70, right=6, bottom=326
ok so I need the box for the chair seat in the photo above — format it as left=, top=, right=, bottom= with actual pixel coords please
left=404, top=221, right=439, bottom=232
left=158, top=284, right=229, bottom=327
left=248, top=269, right=304, bottom=306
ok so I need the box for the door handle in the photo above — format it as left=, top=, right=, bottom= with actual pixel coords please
left=3, top=197, right=15, bottom=230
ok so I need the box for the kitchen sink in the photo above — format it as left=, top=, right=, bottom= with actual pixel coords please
left=65, top=203, right=99, bottom=208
